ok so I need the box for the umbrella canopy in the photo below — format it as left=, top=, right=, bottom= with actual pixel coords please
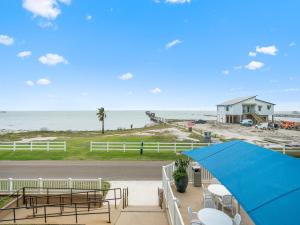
left=183, top=140, right=300, bottom=225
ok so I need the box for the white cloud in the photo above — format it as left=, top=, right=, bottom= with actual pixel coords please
left=17, top=51, right=32, bottom=58
left=284, top=88, right=299, bottom=92
left=249, top=51, right=257, bottom=57
left=222, top=70, right=229, bottom=75
left=151, top=87, right=162, bottom=94
left=233, top=65, right=242, bottom=70
left=86, top=15, right=92, bottom=21
left=22, top=0, right=71, bottom=20
left=58, top=0, right=71, bottom=5
left=36, top=78, right=51, bottom=85
left=245, top=61, right=264, bottom=70
left=165, top=0, right=191, bottom=4
left=39, top=53, right=68, bottom=66
left=289, top=42, right=296, bottom=47
left=26, top=80, right=35, bottom=86
left=0, top=35, right=14, bottom=46
left=256, top=45, right=278, bottom=56
left=38, top=21, right=56, bottom=28
left=165, top=39, right=182, bottom=49
left=119, top=73, right=133, bottom=81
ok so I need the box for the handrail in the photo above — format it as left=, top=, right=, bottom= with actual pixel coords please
left=22, top=187, right=121, bottom=208
left=0, top=199, right=111, bottom=223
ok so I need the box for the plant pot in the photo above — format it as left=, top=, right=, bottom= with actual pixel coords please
left=175, top=175, right=188, bottom=193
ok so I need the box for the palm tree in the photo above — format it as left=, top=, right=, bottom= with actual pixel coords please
left=97, top=107, right=106, bottom=134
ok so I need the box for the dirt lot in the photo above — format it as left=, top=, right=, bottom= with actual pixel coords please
left=178, top=122, right=300, bottom=145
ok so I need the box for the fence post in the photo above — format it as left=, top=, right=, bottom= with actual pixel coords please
left=98, top=178, right=102, bottom=189
left=47, top=142, right=50, bottom=151
left=283, top=145, right=286, bottom=154
left=38, top=178, right=43, bottom=193
left=68, top=178, right=73, bottom=189
left=107, top=142, right=109, bottom=152
left=191, top=143, right=194, bottom=149
left=90, top=142, right=92, bottom=152
left=174, top=143, right=177, bottom=153
left=123, top=144, right=126, bottom=152
left=173, top=197, right=177, bottom=224
left=64, top=142, right=66, bottom=152
left=13, top=142, right=16, bottom=152
left=158, top=143, right=160, bottom=153
left=8, top=178, right=13, bottom=194
left=30, top=142, right=33, bottom=151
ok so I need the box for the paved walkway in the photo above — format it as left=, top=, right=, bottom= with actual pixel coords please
left=108, top=181, right=162, bottom=205
left=0, top=161, right=169, bottom=180
left=116, top=207, right=168, bottom=225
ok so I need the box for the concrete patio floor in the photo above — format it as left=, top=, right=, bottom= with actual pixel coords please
left=172, top=183, right=255, bottom=225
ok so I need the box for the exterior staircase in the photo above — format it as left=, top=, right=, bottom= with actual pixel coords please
left=249, top=113, right=265, bottom=124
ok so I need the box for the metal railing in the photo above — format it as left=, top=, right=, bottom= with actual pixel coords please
left=0, top=178, right=102, bottom=194
left=122, top=187, right=129, bottom=209
left=0, top=141, right=66, bottom=151
left=0, top=187, right=114, bottom=224
left=21, top=186, right=121, bottom=209
left=90, top=142, right=209, bottom=152
left=0, top=200, right=111, bottom=224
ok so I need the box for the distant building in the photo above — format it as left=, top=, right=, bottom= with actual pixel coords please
left=217, top=96, right=275, bottom=123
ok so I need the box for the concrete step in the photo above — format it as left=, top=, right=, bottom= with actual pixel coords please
left=121, top=206, right=164, bottom=212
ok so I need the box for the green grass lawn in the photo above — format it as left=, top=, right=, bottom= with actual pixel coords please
left=0, top=124, right=199, bottom=161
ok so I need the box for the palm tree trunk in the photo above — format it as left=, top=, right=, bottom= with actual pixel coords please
left=102, top=119, right=105, bottom=134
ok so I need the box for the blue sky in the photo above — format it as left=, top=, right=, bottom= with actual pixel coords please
left=0, top=0, right=299, bottom=110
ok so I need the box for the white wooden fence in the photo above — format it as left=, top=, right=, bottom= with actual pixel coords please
left=162, top=164, right=185, bottom=225
left=0, top=178, right=102, bottom=194
left=90, top=142, right=209, bottom=152
left=0, top=142, right=66, bottom=151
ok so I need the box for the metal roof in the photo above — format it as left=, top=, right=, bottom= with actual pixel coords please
left=217, top=96, right=256, bottom=106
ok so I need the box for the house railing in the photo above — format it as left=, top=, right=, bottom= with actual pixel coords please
left=162, top=164, right=185, bottom=225
left=0, top=141, right=66, bottom=151
left=90, top=142, right=208, bottom=152
left=162, top=163, right=214, bottom=225
left=0, top=178, right=102, bottom=194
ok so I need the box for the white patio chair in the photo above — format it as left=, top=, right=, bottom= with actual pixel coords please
left=218, top=195, right=234, bottom=215
left=187, top=206, right=203, bottom=225
left=233, top=213, right=242, bottom=225
left=202, top=184, right=213, bottom=200
left=211, top=178, right=220, bottom=184
left=203, top=198, right=216, bottom=209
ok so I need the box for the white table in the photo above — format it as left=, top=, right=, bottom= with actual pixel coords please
left=208, top=184, right=231, bottom=197
left=197, top=208, right=233, bottom=225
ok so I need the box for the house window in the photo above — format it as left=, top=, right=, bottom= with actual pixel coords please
left=267, top=105, right=271, bottom=110
left=258, top=105, right=262, bottom=111
left=226, top=106, right=229, bottom=111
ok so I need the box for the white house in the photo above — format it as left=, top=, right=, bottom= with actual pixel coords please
left=217, top=96, right=275, bottom=124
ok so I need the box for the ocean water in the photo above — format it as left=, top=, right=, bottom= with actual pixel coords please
left=0, top=110, right=298, bottom=131
left=0, top=110, right=215, bottom=131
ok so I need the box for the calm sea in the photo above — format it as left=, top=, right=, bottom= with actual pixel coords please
left=0, top=110, right=215, bottom=131
left=0, top=111, right=298, bottom=131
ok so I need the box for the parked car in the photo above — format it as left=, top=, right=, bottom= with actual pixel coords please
left=255, top=122, right=269, bottom=130
left=240, top=119, right=253, bottom=127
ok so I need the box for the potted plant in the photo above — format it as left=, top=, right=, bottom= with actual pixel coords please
left=173, top=158, right=190, bottom=193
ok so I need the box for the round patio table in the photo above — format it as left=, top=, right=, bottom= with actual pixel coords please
left=197, top=208, right=233, bottom=225
left=208, top=184, right=231, bottom=197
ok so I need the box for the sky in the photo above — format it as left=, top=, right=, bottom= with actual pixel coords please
left=0, top=0, right=299, bottom=111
